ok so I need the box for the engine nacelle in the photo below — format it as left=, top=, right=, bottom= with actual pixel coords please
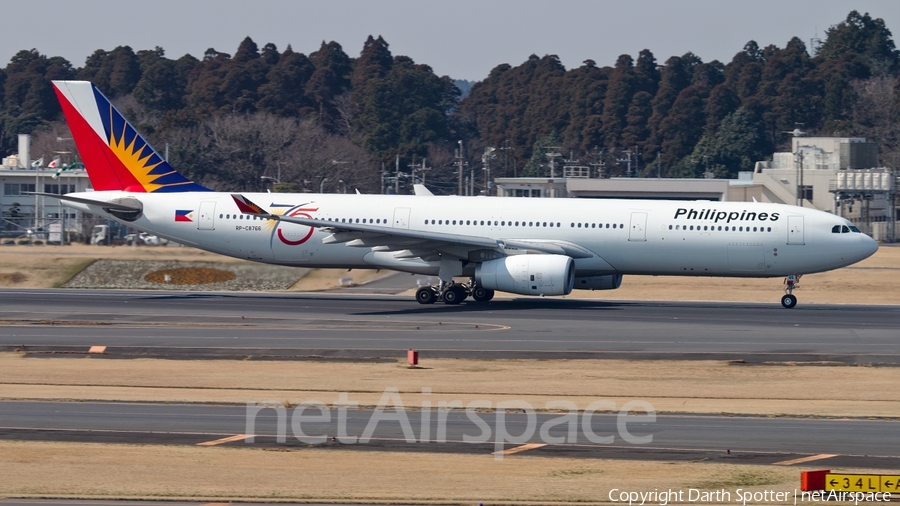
left=475, top=254, right=575, bottom=296
left=573, top=274, right=623, bottom=290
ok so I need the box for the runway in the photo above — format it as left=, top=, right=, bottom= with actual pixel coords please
left=2, top=400, right=899, bottom=470
left=0, top=288, right=898, bottom=471
left=1, top=288, right=899, bottom=363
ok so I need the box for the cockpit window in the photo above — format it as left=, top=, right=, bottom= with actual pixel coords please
left=841, top=225, right=850, bottom=233
left=849, top=226, right=861, bottom=233
left=832, top=225, right=841, bottom=233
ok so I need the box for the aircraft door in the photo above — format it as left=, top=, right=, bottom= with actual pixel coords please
left=787, top=216, right=804, bottom=245
left=393, top=207, right=411, bottom=229
left=628, top=212, right=647, bottom=241
left=198, top=201, right=216, bottom=230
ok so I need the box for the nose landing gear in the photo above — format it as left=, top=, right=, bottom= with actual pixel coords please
left=781, top=275, right=800, bottom=308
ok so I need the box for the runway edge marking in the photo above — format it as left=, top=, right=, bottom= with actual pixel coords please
left=772, top=453, right=838, bottom=466
left=196, top=434, right=251, bottom=446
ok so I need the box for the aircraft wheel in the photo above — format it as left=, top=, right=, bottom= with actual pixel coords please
left=416, top=286, right=437, bottom=304
left=472, top=286, right=494, bottom=302
left=443, top=285, right=466, bottom=305
left=781, top=294, right=797, bottom=309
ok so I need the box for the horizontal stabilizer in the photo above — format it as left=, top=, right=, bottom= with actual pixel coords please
left=24, top=192, right=142, bottom=211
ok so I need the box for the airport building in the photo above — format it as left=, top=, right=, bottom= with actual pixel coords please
left=1, top=135, right=92, bottom=242
left=494, top=136, right=898, bottom=242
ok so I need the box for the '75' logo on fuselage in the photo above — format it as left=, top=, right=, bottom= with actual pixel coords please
left=270, top=203, right=318, bottom=246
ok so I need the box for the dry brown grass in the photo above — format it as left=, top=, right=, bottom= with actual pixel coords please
left=2, top=354, right=898, bottom=417
left=143, top=267, right=236, bottom=285
left=0, top=440, right=828, bottom=503
left=0, top=244, right=249, bottom=288
left=0, top=272, right=27, bottom=284
left=4, top=244, right=900, bottom=303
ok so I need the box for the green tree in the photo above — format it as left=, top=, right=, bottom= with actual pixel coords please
left=599, top=54, right=636, bottom=149
left=818, top=11, right=899, bottom=74
left=257, top=46, right=316, bottom=116
left=523, top=131, right=562, bottom=177
left=680, top=107, right=766, bottom=177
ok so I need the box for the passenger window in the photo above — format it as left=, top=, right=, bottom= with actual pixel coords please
left=578, top=223, right=582, bottom=228
left=718, top=226, right=722, bottom=231
left=753, top=227, right=757, bottom=232
left=767, top=227, right=771, bottom=232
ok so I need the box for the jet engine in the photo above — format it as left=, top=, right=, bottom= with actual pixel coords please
left=475, top=254, right=575, bottom=296
left=573, top=274, right=623, bottom=290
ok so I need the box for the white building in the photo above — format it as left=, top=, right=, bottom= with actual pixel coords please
left=493, top=136, right=897, bottom=241
left=0, top=160, right=92, bottom=241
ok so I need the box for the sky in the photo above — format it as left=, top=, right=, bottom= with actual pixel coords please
left=4, top=0, right=899, bottom=82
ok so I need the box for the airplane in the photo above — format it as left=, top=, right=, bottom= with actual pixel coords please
left=36, top=80, right=879, bottom=309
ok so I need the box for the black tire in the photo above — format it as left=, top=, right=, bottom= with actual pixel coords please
left=443, top=285, right=465, bottom=305
left=472, top=287, right=494, bottom=302
left=781, top=294, right=797, bottom=309
left=416, top=286, right=437, bottom=305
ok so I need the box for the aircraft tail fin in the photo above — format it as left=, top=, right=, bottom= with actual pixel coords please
left=51, top=80, right=211, bottom=193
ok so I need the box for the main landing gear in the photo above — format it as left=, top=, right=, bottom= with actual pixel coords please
left=781, top=275, right=800, bottom=309
left=415, top=279, right=495, bottom=305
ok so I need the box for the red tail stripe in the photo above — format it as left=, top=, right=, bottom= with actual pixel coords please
left=53, top=84, right=144, bottom=192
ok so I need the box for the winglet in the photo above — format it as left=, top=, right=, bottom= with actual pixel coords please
left=413, top=184, right=434, bottom=196
left=231, top=194, right=268, bottom=215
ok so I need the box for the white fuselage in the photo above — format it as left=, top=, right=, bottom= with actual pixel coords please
left=65, top=191, right=878, bottom=281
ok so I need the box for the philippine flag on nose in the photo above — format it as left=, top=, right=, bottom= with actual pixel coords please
left=175, top=210, right=193, bottom=222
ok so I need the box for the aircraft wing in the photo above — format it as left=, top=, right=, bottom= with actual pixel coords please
left=232, top=194, right=592, bottom=259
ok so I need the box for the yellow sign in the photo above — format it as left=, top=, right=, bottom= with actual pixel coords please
left=825, top=474, right=900, bottom=493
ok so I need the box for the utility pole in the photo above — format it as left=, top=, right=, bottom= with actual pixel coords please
left=395, top=154, right=400, bottom=194
left=420, top=158, right=431, bottom=186
left=499, top=141, right=514, bottom=178
left=482, top=147, right=496, bottom=195
left=617, top=149, right=633, bottom=177
left=545, top=148, right=562, bottom=178
left=454, top=141, right=466, bottom=195
left=656, top=153, right=661, bottom=179
left=634, top=145, right=640, bottom=177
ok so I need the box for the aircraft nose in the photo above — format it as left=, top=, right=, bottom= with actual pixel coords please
left=863, top=235, right=879, bottom=257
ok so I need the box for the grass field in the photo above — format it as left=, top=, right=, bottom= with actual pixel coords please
left=1, top=244, right=896, bottom=503
left=2, top=243, right=898, bottom=303
left=0, top=440, right=864, bottom=504
left=3, top=354, right=898, bottom=418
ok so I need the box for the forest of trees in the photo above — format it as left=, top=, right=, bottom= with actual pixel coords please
left=1, top=10, right=898, bottom=194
